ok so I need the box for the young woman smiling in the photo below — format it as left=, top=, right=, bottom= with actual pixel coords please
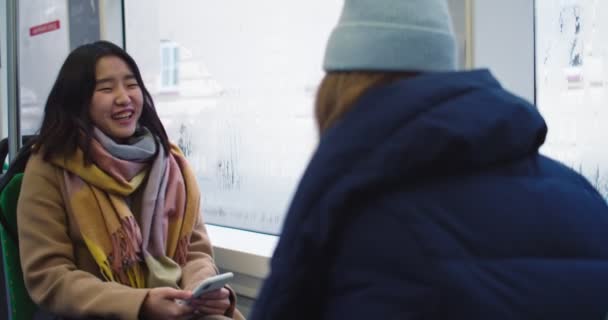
left=17, top=41, right=243, bottom=320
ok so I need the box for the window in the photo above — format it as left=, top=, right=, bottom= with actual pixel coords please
left=160, top=40, right=179, bottom=91
left=14, top=0, right=123, bottom=135
left=535, top=0, right=608, bottom=197
left=126, top=0, right=344, bottom=235
left=125, top=0, right=471, bottom=236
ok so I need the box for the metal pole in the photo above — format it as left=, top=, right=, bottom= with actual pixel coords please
left=465, top=0, right=474, bottom=69
left=3, top=2, right=20, bottom=319
left=6, top=0, right=20, bottom=163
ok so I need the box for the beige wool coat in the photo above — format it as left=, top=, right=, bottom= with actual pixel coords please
left=18, top=152, right=244, bottom=320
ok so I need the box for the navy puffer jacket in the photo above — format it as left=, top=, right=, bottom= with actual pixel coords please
left=251, top=70, right=608, bottom=320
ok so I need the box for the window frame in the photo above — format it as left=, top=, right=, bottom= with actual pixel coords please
left=206, top=224, right=277, bottom=298
left=159, top=40, right=179, bottom=92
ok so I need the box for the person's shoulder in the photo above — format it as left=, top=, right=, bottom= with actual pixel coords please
left=26, top=149, right=47, bottom=166
left=537, top=154, right=606, bottom=200
left=23, top=149, right=61, bottom=177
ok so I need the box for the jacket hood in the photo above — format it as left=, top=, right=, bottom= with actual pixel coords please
left=284, top=70, right=548, bottom=249
left=318, top=69, right=546, bottom=182
left=283, top=71, right=548, bottom=237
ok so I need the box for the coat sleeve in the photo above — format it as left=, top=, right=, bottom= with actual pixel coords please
left=17, top=155, right=150, bottom=320
left=179, top=213, right=242, bottom=319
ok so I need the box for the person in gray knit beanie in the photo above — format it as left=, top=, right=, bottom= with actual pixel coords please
left=251, top=1, right=608, bottom=320
left=324, top=0, right=457, bottom=72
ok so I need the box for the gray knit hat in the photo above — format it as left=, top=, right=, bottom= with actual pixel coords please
left=323, top=0, right=457, bottom=72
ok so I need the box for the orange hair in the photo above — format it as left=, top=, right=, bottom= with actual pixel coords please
left=314, top=72, right=417, bottom=134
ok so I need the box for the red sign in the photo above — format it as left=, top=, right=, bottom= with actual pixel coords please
left=30, top=20, right=61, bottom=37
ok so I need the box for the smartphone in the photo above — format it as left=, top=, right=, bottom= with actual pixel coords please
left=189, top=272, right=234, bottom=301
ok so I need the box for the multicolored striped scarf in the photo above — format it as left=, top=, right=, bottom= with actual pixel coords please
left=50, top=128, right=199, bottom=288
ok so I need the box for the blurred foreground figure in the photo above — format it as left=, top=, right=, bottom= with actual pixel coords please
left=251, top=0, right=608, bottom=319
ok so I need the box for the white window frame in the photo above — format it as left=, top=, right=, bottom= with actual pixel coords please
left=159, top=40, right=179, bottom=92
left=206, top=224, right=277, bottom=299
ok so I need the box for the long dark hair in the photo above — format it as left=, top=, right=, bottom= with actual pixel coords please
left=33, top=40, right=170, bottom=162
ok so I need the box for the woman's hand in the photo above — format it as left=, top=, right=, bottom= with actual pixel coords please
left=140, top=287, right=194, bottom=320
left=189, top=287, right=231, bottom=316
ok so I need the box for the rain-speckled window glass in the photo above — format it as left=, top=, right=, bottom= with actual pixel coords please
left=536, top=0, right=608, bottom=198
left=125, top=0, right=344, bottom=234
left=125, top=1, right=470, bottom=235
